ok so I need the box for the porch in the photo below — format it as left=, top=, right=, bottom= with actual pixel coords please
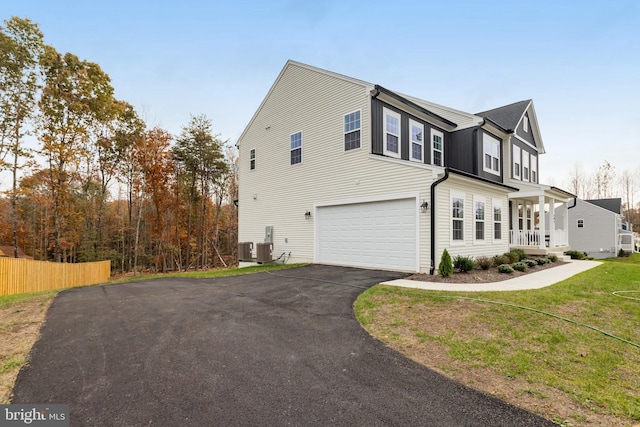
left=508, top=186, right=574, bottom=256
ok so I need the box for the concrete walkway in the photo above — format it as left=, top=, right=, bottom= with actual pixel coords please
left=382, top=260, right=602, bottom=292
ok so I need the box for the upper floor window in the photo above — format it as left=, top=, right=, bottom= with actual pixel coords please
left=483, top=133, right=500, bottom=175
left=290, top=131, right=302, bottom=165
left=409, top=119, right=423, bottom=162
left=577, top=219, right=584, bottom=228
left=523, top=115, right=529, bottom=132
left=474, top=196, right=485, bottom=242
left=432, top=129, right=444, bottom=167
left=250, top=148, right=256, bottom=170
left=383, top=108, right=401, bottom=158
left=344, top=110, right=361, bottom=151
left=451, top=192, right=465, bottom=243
left=523, top=153, right=530, bottom=181
left=513, top=145, right=521, bottom=179
left=531, top=155, right=538, bottom=183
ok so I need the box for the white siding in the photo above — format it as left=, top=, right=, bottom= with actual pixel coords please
left=238, top=62, right=435, bottom=271
left=433, top=175, right=510, bottom=269
left=568, top=199, right=618, bottom=258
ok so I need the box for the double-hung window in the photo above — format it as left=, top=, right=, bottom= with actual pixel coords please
left=513, top=145, right=521, bottom=179
left=451, top=192, right=465, bottom=243
left=493, top=201, right=502, bottom=241
left=577, top=219, right=584, bottom=228
left=432, top=129, right=444, bottom=166
left=383, top=108, right=401, bottom=158
left=531, top=155, right=537, bottom=183
left=344, top=110, right=361, bottom=151
left=409, top=119, right=423, bottom=162
left=290, top=131, right=302, bottom=165
left=250, top=149, right=256, bottom=170
left=523, top=152, right=530, bottom=181
left=483, top=133, right=500, bottom=175
left=523, top=115, right=529, bottom=132
left=474, top=196, right=485, bottom=242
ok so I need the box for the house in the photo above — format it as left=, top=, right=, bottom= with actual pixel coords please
left=236, top=60, right=573, bottom=273
left=568, top=198, right=634, bottom=258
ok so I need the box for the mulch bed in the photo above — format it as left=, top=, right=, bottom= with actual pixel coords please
left=407, top=260, right=565, bottom=283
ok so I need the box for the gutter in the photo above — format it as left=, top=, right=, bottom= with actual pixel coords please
left=568, top=197, right=577, bottom=209
left=430, top=168, right=450, bottom=275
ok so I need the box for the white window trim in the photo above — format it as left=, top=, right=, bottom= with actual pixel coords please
left=250, top=148, right=256, bottom=170
left=383, top=107, right=401, bottom=159
left=408, top=119, right=423, bottom=163
left=523, top=115, right=529, bottom=132
left=531, top=155, right=538, bottom=183
left=290, top=131, right=302, bottom=165
left=450, top=191, right=465, bottom=246
left=493, top=200, right=503, bottom=243
left=344, top=109, right=361, bottom=151
left=431, top=129, right=444, bottom=167
left=474, top=195, right=486, bottom=244
left=482, top=133, right=501, bottom=176
left=513, top=145, right=521, bottom=180
left=577, top=219, right=584, bottom=228
left=523, top=152, right=530, bottom=181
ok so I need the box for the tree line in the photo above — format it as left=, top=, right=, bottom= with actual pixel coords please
left=0, top=16, right=238, bottom=273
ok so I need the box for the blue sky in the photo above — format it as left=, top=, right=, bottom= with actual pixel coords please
left=2, top=0, right=639, bottom=189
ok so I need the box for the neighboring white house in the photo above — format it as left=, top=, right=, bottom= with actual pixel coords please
left=237, top=60, right=573, bottom=273
left=568, top=198, right=634, bottom=258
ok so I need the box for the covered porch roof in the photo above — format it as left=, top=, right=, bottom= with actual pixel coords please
left=508, top=184, right=575, bottom=202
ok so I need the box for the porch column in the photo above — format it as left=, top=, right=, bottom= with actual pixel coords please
left=538, top=195, right=545, bottom=249
left=510, top=201, right=518, bottom=245
left=548, top=198, right=556, bottom=248
left=562, top=201, right=569, bottom=246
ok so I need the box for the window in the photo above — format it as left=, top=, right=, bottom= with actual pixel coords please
left=483, top=133, right=500, bottom=175
left=531, top=155, right=537, bottom=183
left=432, top=129, right=444, bottom=166
left=474, top=197, right=485, bottom=242
left=523, top=153, right=530, bottom=181
left=409, top=119, right=423, bottom=162
left=493, top=201, right=502, bottom=241
left=518, top=202, right=524, bottom=230
left=513, top=145, right=521, bottom=179
left=344, top=110, right=361, bottom=151
left=451, top=192, right=464, bottom=242
left=383, top=108, right=401, bottom=158
left=523, top=115, right=529, bottom=132
left=250, top=149, right=256, bottom=170
left=526, top=204, right=532, bottom=230
left=577, top=219, right=584, bottom=228
left=290, top=132, right=302, bottom=165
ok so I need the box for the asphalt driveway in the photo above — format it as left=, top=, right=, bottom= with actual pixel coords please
left=12, top=265, right=554, bottom=426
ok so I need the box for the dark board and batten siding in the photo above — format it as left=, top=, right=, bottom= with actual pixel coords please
left=515, top=112, right=537, bottom=147
left=446, top=127, right=476, bottom=174
left=371, top=98, right=449, bottom=165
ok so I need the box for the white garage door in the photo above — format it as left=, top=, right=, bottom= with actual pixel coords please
left=316, top=198, right=417, bottom=271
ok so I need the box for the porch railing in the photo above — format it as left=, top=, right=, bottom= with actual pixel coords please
left=509, top=230, right=541, bottom=247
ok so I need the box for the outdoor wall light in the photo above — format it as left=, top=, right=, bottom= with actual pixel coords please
left=420, top=200, right=429, bottom=213
left=305, top=211, right=312, bottom=220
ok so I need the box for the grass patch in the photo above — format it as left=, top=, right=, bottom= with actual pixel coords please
left=355, top=253, right=640, bottom=425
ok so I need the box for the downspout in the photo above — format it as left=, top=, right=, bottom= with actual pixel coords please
left=568, top=197, right=577, bottom=209
left=430, top=168, right=451, bottom=275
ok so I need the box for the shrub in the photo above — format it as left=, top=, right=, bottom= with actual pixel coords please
left=453, top=255, right=476, bottom=273
left=475, top=256, right=492, bottom=270
left=493, top=254, right=511, bottom=267
left=565, top=250, right=587, bottom=260
left=510, top=249, right=528, bottom=261
left=504, top=251, right=520, bottom=264
left=497, top=264, right=514, bottom=274
left=524, top=259, right=537, bottom=268
left=535, top=257, right=547, bottom=265
left=512, top=262, right=527, bottom=272
left=548, top=254, right=558, bottom=262
left=618, top=248, right=628, bottom=258
left=439, top=249, right=453, bottom=278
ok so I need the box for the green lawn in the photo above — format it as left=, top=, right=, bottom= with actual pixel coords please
left=355, top=254, right=640, bottom=426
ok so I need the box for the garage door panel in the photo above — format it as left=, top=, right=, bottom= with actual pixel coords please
left=317, top=198, right=416, bottom=271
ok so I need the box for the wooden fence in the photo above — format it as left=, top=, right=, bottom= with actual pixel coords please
left=0, top=258, right=111, bottom=297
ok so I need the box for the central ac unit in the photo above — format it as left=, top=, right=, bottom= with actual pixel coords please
left=256, top=242, right=273, bottom=263
left=238, top=242, right=253, bottom=261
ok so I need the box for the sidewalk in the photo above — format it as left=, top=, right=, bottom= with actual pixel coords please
left=382, top=260, right=602, bottom=292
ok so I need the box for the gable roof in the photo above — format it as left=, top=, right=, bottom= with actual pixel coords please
left=586, top=198, right=622, bottom=214
left=476, top=100, right=531, bottom=132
